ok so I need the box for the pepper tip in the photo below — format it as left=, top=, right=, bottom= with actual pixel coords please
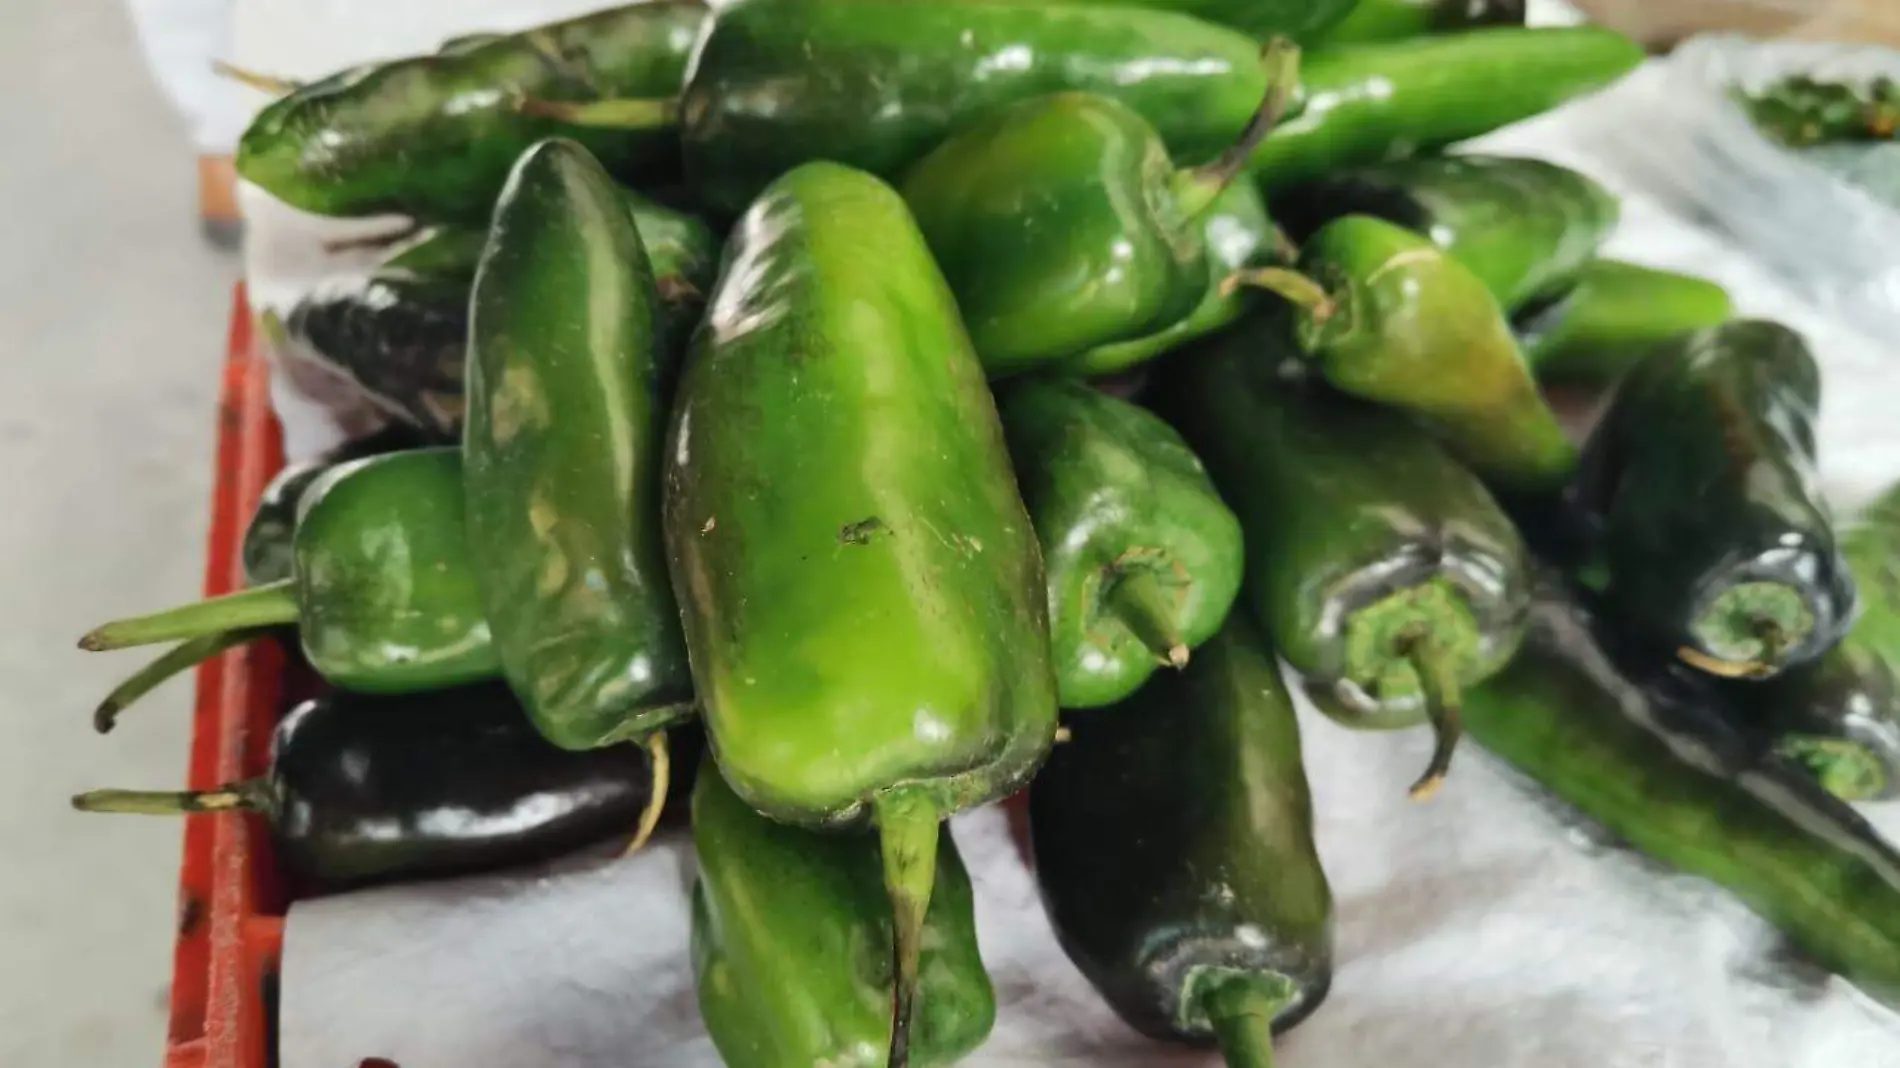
left=1167, top=643, right=1190, bottom=669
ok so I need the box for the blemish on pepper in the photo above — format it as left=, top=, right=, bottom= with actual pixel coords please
left=839, top=517, right=887, bottom=545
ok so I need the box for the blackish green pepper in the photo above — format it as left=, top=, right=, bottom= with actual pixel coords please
left=1276, top=154, right=1620, bottom=313
left=82, top=448, right=497, bottom=702
left=1158, top=318, right=1530, bottom=796
left=691, top=760, right=995, bottom=1068
left=899, top=45, right=1296, bottom=377
left=1031, top=609, right=1333, bottom=1068
left=997, top=377, right=1243, bottom=709
left=1516, top=259, right=1734, bottom=387
left=1315, top=0, right=1524, bottom=44
left=237, top=1, right=708, bottom=223
left=463, top=140, right=691, bottom=754
left=663, top=163, right=1056, bottom=1065
left=1573, top=320, right=1856, bottom=679
left=283, top=187, right=716, bottom=437
left=1237, top=214, right=1577, bottom=498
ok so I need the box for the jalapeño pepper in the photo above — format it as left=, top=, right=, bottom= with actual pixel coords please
left=241, top=425, right=428, bottom=588
left=1235, top=214, right=1576, bottom=498
left=1729, top=643, right=1900, bottom=802
left=463, top=140, right=691, bottom=755
left=691, top=760, right=995, bottom=1068
left=236, top=0, right=708, bottom=223
left=1516, top=259, right=1734, bottom=387
left=1315, top=0, right=1525, bottom=43
left=1031, top=609, right=1333, bottom=1068
left=1275, top=154, right=1620, bottom=313
left=997, top=377, right=1243, bottom=709
left=899, top=45, right=1297, bottom=377
left=1574, top=320, right=1856, bottom=679
left=662, top=163, right=1056, bottom=1066
left=1157, top=317, right=1531, bottom=796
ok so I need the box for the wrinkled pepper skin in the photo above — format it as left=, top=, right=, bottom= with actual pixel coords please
left=1158, top=319, right=1530, bottom=794
left=237, top=0, right=708, bottom=223
left=1248, top=27, right=1643, bottom=191
left=1070, top=181, right=1276, bottom=378
left=1276, top=154, right=1619, bottom=313
left=1316, top=0, right=1524, bottom=44
left=464, top=141, right=691, bottom=751
left=1516, top=259, right=1734, bottom=387
left=284, top=187, right=717, bottom=437
left=74, top=684, right=665, bottom=892
left=679, top=0, right=1271, bottom=217
left=1465, top=595, right=1900, bottom=1011
left=1030, top=610, right=1333, bottom=1068
left=663, top=163, right=1057, bottom=1062
left=997, top=377, right=1243, bottom=709
left=1264, top=214, right=1577, bottom=498
left=691, top=761, right=996, bottom=1068
left=83, top=448, right=498, bottom=695
left=1575, top=320, right=1855, bottom=679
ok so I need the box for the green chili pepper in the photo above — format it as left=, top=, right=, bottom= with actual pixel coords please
left=1846, top=482, right=1900, bottom=674
left=1314, top=0, right=1524, bottom=44
left=997, top=377, right=1243, bottom=709
left=1726, top=643, right=1900, bottom=802
left=1052, top=0, right=1358, bottom=39
left=1276, top=154, right=1620, bottom=312
left=691, top=759, right=995, bottom=1068
left=898, top=44, right=1296, bottom=377
left=1573, top=320, right=1856, bottom=679
left=285, top=186, right=716, bottom=438
left=1516, top=259, right=1734, bottom=387
left=1249, top=27, right=1643, bottom=191
left=1466, top=593, right=1900, bottom=1011
left=237, top=0, right=708, bottom=223
left=1233, top=215, right=1576, bottom=499
left=662, top=162, right=1056, bottom=1066
left=1157, top=317, right=1530, bottom=796
left=82, top=449, right=496, bottom=704
left=1030, top=609, right=1333, bottom=1068
left=463, top=140, right=691, bottom=755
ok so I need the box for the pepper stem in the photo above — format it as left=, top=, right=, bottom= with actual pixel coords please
left=94, top=627, right=275, bottom=734
left=80, top=581, right=299, bottom=652
left=875, top=788, right=942, bottom=1068
left=1107, top=568, right=1189, bottom=668
left=622, top=732, right=671, bottom=855
left=1683, top=580, right=1815, bottom=678
left=1175, top=38, right=1303, bottom=219
left=1775, top=735, right=1889, bottom=802
left=517, top=96, right=680, bottom=129
left=1220, top=268, right=1337, bottom=322
left=211, top=60, right=300, bottom=96
left=1198, top=973, right=1300, bottom=1068
left=72, top=778, right=272, bottom=817
left=1400, top=628, right=1464, bottom=801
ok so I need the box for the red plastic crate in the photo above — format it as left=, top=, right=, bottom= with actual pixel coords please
left=165, top=286, right=289, bottom=1068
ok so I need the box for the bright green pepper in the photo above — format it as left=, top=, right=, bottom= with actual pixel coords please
left=1276, top=154, right=1620, bottom=312
left=1237, top=215, right=1576, bottom=499
left=1055, top=0, right=1358, bottom=39
left=1517, top=260, right=1735, bottom=387
left=463, top=140, right=691, bottom=753
left=82, top=449, right=497, bottom=699
left=997, top=377, right=1243, bottom=709
left=1315, top=0, right=1524, bottom=44
left=663, top=162, right=1057, bottom=1065
left=691, top=759, right=996, bottom=1068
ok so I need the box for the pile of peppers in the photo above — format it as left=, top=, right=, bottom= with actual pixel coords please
left=68, top=2, right=1900, bottom=1066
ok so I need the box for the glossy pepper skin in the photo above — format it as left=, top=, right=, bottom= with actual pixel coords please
left=663, top=163, right=1056, bottom=1065
left=1031, top=610, right=1333, bottom=1068
left=83, top=448, right=497, bottom=696
left=236, top=0, right=708, bottom=223
left=899, top=52, right=1294, bottom=377
left=691, top=760, right=996, bottom=1068
left=1276, top=154, right=1620, bottom=313
left=1315, top=0, right=1524, bottom=44
left=1573, top=320, right=1856, bottom=679
left=1465, top=594, right=1900, bottom=1011
left=283, top=187, right=717, bottom=438
left=1061, top=0, right=1356, bottom=40
left=1157, top=318, right=1530, bottom=795
left=74, top=684, right=662, bottom=892
left=1248, top=27, right=1643, bottom=191
left=1241, top=214, right=1577, bottom=498
left=677, top=0, right=1272, bottom=217
left=240, top=425, right=428, bottom=587
left=1516, top=259, right=1734, bottom=387
left=464, top=141, right=691, bottom=752
left=997, top=377, right=1243, bottom=709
